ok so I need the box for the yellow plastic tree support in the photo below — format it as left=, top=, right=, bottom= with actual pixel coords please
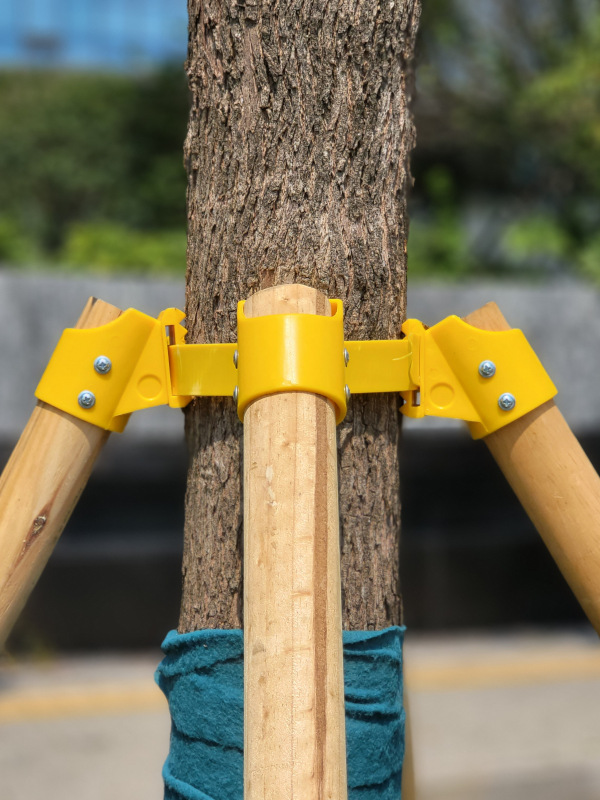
left=236, top=298, right=348, bottom=423
left=1, top=291, right=599, bottom=800
left=34, top=299, right=557, bottom=438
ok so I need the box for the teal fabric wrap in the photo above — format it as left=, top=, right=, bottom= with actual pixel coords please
left=156, top=626, right=405, bottom=800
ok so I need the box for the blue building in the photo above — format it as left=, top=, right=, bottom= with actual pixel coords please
left=0, top=0, right=187, bottom=70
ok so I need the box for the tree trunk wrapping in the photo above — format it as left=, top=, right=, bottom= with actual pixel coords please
left=180, top=0, right=421, bottom=631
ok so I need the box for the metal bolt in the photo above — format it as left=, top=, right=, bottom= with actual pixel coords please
left=233, top=350, right=239, bottom=369
left=233, top=386, right=239, bottom=405
left=94, top=355, right=112, bottom=374
left=343, top=348, right=350, bottom=367
left=478, top=360, right=496, bottom=378
left=498, top=392, right=516, bottom=411
left=344, top=385, right=351, bottom=404
left=78, top=390, right=96, bottom=409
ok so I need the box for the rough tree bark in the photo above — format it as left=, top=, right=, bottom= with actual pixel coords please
left=179, top=0, right=421, bottom=632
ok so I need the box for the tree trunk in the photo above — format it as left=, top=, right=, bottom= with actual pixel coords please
left=179, top=0, right=421, bottom=632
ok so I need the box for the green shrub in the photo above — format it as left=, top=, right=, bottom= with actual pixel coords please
left=408, top=167, right=476, bottom=280
left=60, top=222, right=186, bottom=274
left=407, top=216, right=474, bottom=280
left=501, top=214, right=572, bottom=263
left=0, top=215, right=39, bottom=264
left=0, top=67, right=188, bottom=268
left=578, top=235, right=600, bottom=283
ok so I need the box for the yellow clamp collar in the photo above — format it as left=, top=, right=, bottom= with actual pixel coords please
left=171, top=300, right=347, bottom=422
left=236, top=299, right=346, bottom=423
left=35, top=300, right=557, bottom=437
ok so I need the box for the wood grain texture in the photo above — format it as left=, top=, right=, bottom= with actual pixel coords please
left=180, top=0, right=421, bottom=632
left=243, top=285, right=346, bottom=800
left=465, top=303, right=600, bottom=634
left=0, top=298, right=121, bottom=646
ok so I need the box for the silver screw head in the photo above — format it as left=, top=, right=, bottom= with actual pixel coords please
left=343, top=348, right=350, bottom=367
left=233, top=386, right=239, bottom=404
left=478, top=360, right=496, bottom=378
left=78, top=390, right=96, bottom=409
left=498, top=392, right=516, bottom=411
left=233, top=350, right=239, bottom=368
left=94, top=355, right=112, bottom=374
left=344, top=385, right=351, bottom=404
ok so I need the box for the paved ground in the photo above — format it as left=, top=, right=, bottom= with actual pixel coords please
left=0, top=627, right=598, bottom=799
left=405, top=628, right=600, bottom=799
left=0, top=653, right=168, bottom=800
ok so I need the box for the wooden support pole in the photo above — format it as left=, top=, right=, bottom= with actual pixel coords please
left=0, top=297, right=121, bottom=647
left=243, top=285, right=347, bottom=800
left=465, top=302, right=600, bottom=635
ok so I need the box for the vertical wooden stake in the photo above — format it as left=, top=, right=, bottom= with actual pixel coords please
left=0, top=297, right=121, bottom=646
left=243, top=285, right=347, bottom=800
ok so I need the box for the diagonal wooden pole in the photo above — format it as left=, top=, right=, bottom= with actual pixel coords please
left=466, top=303, right=600, bottom=634
left=0, top=298, right=121, bottom=647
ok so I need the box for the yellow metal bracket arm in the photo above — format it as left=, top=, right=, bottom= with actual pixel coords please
left=35, top=300, right=557, bottom=438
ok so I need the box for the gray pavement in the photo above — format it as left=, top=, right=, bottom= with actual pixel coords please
left=0, top=652, right=169, bottom=800
left=405, top=628, right=600, bottom=799
left=0, top=712, right=168, bottom=800
left=0, top=629, right=599, bottom=799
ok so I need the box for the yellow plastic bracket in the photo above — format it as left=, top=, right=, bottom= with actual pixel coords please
left=398, top=316, right=557, bottom=438
left=342, top=315, right=556, bottom=437
left=168, top=342, right=237, bottom=399
left=344, top=339, right=415, bottom=395
left=35, top=307, right=192, bottom=432
left=35, top=300, right=557, bottom=437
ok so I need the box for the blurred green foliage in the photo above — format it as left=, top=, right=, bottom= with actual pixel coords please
left=516, top=16, right=600, bottom=193
left=0, top=214, right=40, bottom=264
left=406, top=167, right=475, bottom=278
left=501, top=214, right=572, bottom=264
left=579, top=234, right=600, bottom=282
left=60, top=222, right=186, bottom=274
left=409, top=0, right=600, bottom=282
left=0, top=66, right=188, bottom=272
left=1, top=3, right=599, bottom=281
